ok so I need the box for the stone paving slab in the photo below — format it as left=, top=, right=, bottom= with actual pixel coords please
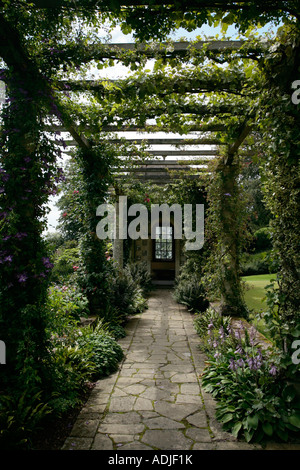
left=62, top=289, right=300, bottom=451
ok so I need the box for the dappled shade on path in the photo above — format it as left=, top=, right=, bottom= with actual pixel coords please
left=62, top=290, right=285, bottom=450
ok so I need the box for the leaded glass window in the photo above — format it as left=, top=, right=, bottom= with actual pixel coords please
left=154, top=226, right=173, bottom=260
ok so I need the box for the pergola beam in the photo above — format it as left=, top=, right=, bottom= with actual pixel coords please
left=44, top=123, right=230, bottom=133
left=117, top=159, right=212, bottom=165
left=106, top=138, right=222, bottom=145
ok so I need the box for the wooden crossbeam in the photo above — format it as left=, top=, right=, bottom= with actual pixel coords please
left=116, top=159, right=211, bottom=165
left=114, top=165, right=207, bottom=172
left=108, top=138, right=222, bottom=145
left=137, top=150, right=218, bottom=156
left=44, top=123, right=230, bottom=133
left=59, top=143, right=219, bottom=156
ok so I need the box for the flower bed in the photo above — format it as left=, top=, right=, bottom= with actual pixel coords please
left=194, top=307, right=300, bottom=443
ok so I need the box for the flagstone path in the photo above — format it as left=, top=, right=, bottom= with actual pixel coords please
left=62, top=289, right=300, bottom=451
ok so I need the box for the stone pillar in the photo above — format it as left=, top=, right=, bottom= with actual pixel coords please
left=175, top=239, right=181, bottom=278
left=217, top=160, right=247, bottom=317
left=113, top=200, right=124, bottom=268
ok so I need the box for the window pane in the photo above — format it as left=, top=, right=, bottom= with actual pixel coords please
left=155, top=226, right=173, bottom=260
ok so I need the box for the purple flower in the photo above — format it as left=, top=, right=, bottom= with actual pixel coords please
left=17, top=273, right=28, bottom=283
left=42, top=257, right=54, bottom=269
left=4, top=255, right=13, bottom=263
left=236, top=358, right=245, bottom=368
left=249, top=326, right=257, bottom=346
left=247, top=356, right=256, bottom=370
left=0, top=170, right=10, bottom=182
left=269, top=365, right=278, bottom=376
left=219, top=326, right=225, bottom=340
left=224, top=193, right=232, bottom=196
left=235, top=345, right=244, bottom=354
left=15, top=232, right=28, bottom=239
left=229, top=358, right=237, bottom=371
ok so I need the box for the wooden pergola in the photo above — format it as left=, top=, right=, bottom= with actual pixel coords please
left=0, top=6, right=272, bottom=320
left=37, top=39, right=258, bottom=187
left=1, top=3, right=299, bottom=406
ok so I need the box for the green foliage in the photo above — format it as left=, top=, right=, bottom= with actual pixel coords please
left=0, top=71, right=64, bottom=381
left=125, top=261, right=153, bottom=294
left=45, top=319, right=124, bottom=416
left=254, top=26, right=300, bottom=351
left=198, top=308, right=300, bottom=443
left=76, top=323, right=124, bottom=378
left=108, top=265, right=148, bottom=320
left=44, top=231, right=65, bottom=254
left=0, top=390, right=51, bottom=450
left=49, top=241, right=80, bottom=283
left=46, top=284, right=89, bottom=335
left=174, top=274, right=209, bottom=313
left=107, top=324, right=127, bottom=340
left=174, top=256, right=209, bottom=313
left=204, top=159, right=250, bottom=317
left=241, top=251, right=275, bottom=276
left=253, top=227, right=273, bottom=253
left=48, top=342, right=97, bottom=415
left=56, top=159, right=86, bottom=241
left=202, top=356, right=300, bottom=443
left=194, top=306, right=231, bottom=352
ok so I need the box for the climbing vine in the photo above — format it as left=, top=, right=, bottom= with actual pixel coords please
left=204, top=155, right=250, bottom=317
left=253, top=26, right=300, bottom=364
left=0, top=72, right=65, bottom=387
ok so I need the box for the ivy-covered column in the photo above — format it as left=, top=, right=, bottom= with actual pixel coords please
left=207, top=157, right=248, bottom=317
left=257, top=29, right=300, bottom=360
left=74, top=143, right=115, bottom=315
left=0, top=72, right=60, bottom=386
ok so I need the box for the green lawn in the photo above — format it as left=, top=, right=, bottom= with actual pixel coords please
left=241, top=273, right=278, bottom=339
left=241, top=273, right=278, bottom=313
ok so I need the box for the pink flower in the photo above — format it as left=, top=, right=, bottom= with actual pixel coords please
left=73, top=265, right=79, bottom=271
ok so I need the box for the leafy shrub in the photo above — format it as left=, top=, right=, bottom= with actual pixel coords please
left=174, top=274, right=209, bottom=312
left=125, top=261, right=153, bottom=294
left=194, top=306, right=231, bottom=352
left=108, top=324, right=127, bottom=340
left=76, top=323, right=124, bottom=378
left=48, top=342, right=97, bottom=415
left=108, top=267, right=148, bottom=320
left=198, top=310, right=300, bottom=443
left=47, top=319, right=124, bottom=415
left=47, top=284, right=89, bottom=336
left=0, top=390, right=51, bottom=450
left=202, top=352, right=300, bottom=443
left=50, top=243, right=80, bottom=284
left=240, top=251, right=274, bottom=276
left=253, top=226, right=273, bottom=252
left=173, top=256, right=209, bottom=312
